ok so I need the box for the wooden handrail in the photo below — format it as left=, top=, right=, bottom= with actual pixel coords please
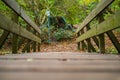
left=76, top=10, right=120, bottom=42
left=76, top=0, right=114, bottom=34
left=0, top=14, right=41, bottom=43
left=2, top=0, right=41, bottom=35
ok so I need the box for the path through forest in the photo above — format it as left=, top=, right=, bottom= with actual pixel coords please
left=40, top=39, right=79, bottom=52
left=40, top=31, right=120, bottom=53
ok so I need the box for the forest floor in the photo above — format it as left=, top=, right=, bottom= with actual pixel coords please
left=40, top=31, right=120, bottom=53
left=40, top=39, right=79, bottom=52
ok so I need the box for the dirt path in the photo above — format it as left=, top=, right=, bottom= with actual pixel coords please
left=40, top=39, right=79, bottom=52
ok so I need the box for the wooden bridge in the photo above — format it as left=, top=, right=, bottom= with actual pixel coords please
left=0, top=0, right=120, bottom=80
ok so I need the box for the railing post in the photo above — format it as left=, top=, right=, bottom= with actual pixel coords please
left=37, top=33, right=41, bottom=52
left=26, top=25, right=31, bottom=52
left=86, top=25, right=96, bottom=52
left=33, top=32, right=36, bottom=52
left=81, top=29, right=87, bottom=51
left=97, top=13, right=105, bottom=53
left=0, top=31, right=10, bottom=49
left=86, top=25, right=91, bottom=52
left=77, top=32, right=80, bottom=50
left=106, top=31, right=120, bottom=54
left=12, top=12, right=19, bottom=54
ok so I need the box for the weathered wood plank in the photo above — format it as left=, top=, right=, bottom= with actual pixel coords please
left=0, top=52, right=119, bottom=60
left=2, top=0, right=41, bottom=35
left=0, top=61, right=120, bottom=72
left=0, top=53, right=120, bottom=72
left=0, top=31, right=10, bottom=49
left=86, top=25, right=96, bottom=52
left=81, top=29, right=87, bottom=51
left=0, top=14, right=41, bottom=43
left=106, top=31, right=120, bottom=53
left=76, top=0, right=114, bottom=33
left=97, top=13, right=105, bottom=53
left=12, top=12, right=19, bottom=54
left=0, top=52, right=119, bottom=80
left=76, top=10, right=120, bottom=42
left=77, top=32, right=80, bottom=50
left=0, top=72, right=120, bottom=80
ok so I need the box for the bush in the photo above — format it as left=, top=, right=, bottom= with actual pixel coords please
left=40, top=26, right=74, bottom=43
left=53, top=28, right=74, bottom=41
left=40, top=25, right=55, bottom=43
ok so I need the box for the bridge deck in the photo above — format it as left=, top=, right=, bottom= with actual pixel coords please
left=0, top=52, right=120, bottom=80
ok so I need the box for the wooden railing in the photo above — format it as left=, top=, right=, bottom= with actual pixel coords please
left=76, top=0, right=120, bottom=54
left=0, top=0, right=41, bottom=53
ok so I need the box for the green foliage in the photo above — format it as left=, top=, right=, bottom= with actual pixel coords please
left=0, top=0, right=13, bottom=17
left=53, top=28, right=74, bottom=41
left=40, top=25, right=55, bottom=43
left=40, top=26, right=74, bottom=43
left=106, top=47, right=118, bottom=54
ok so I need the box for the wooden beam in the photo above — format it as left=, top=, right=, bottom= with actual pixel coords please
left=92, top=37, right=99, bottom=48
left=98, top=34, right=105, bottom=53
left=76, top=10, right=120, bottom=42
left=22, top=41, right=31, bottom=53
left=18, top=38, right=25, bottom=50
left=2, top=0, right=41, bottom=35
left=0, top=14, right=41, bottom=43
left=12, top=12, right=19, bottom=54
left=81, top=29, right=86, bottom=51
left=86, top=25, right=96, bottom=52
left=0, top=31, right=10, bottom=49
left=97, top=13, right=105, bottom=54
left=106, top=31, right=120, bottom=53
left=76, top=0, right=114, bottom=33
left=77, top=32, right=80, bottom=50
left=87, top=25, right=99, bottom=48
left=38, top=43, right=41, bottom=52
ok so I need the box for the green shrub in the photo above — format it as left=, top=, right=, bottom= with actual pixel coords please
left=106, top=47, right=118, bottom=54
left=40, top=26, right=74, bottom=43
left=40, top=25, right=55, bottom=43
left=53, top=28, right=74, bottom=41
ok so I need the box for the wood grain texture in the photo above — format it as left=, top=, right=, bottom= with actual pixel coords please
left=76, top=10, right=120, bottom=42
left=0, top=14, right=41, bottom=43
left=2, top=0, right=41, bottom=35
left=0, top=52, right=120, bottom=80
left=76, top=0, right=114, bottom=33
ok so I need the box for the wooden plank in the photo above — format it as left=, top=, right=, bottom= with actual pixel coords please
left=0, top=72, right=120, bottom=80
left=76, top=0, right=114, bottom=33
left=86, top=39, right=96, bottom=52
left=0, top=61, right=120, bottom=72
left=0, top=52, right=119, bottom=80
left=12, top=34, right=18, bottom=53
left=106, top=31, right=120, bottom=53
left=0, top=54, right=120, bottom=72
left=22, top=42, right=30, bottom=53
left=12, top=12, right=19, bottom=54
left=38, top=43, right=40, bottom=52
left=86, top=25, right=96, bottom=52
left=0, top=52, right=119, bottom=60
left=18, top=38, right=25, bottom=50
left=0, top=60, right=120, bottom=65
left=0, top=14, right=41, bottom=43
left=0, top=31, right=10, bottom=49
left=76, top=10, right=120, bottom=42
left=98, top=34, right=105, bottom=53
left=33, top=31, right=37, bottom=52
left=98, top=13, right=105, bottom=53
left=81, top=29, right=87, bottom=51
left=92, top=36, right=99, bottom=47
left=77, top=32, right=80, bottom=50
left=2, top=0, right=41, bottom=35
